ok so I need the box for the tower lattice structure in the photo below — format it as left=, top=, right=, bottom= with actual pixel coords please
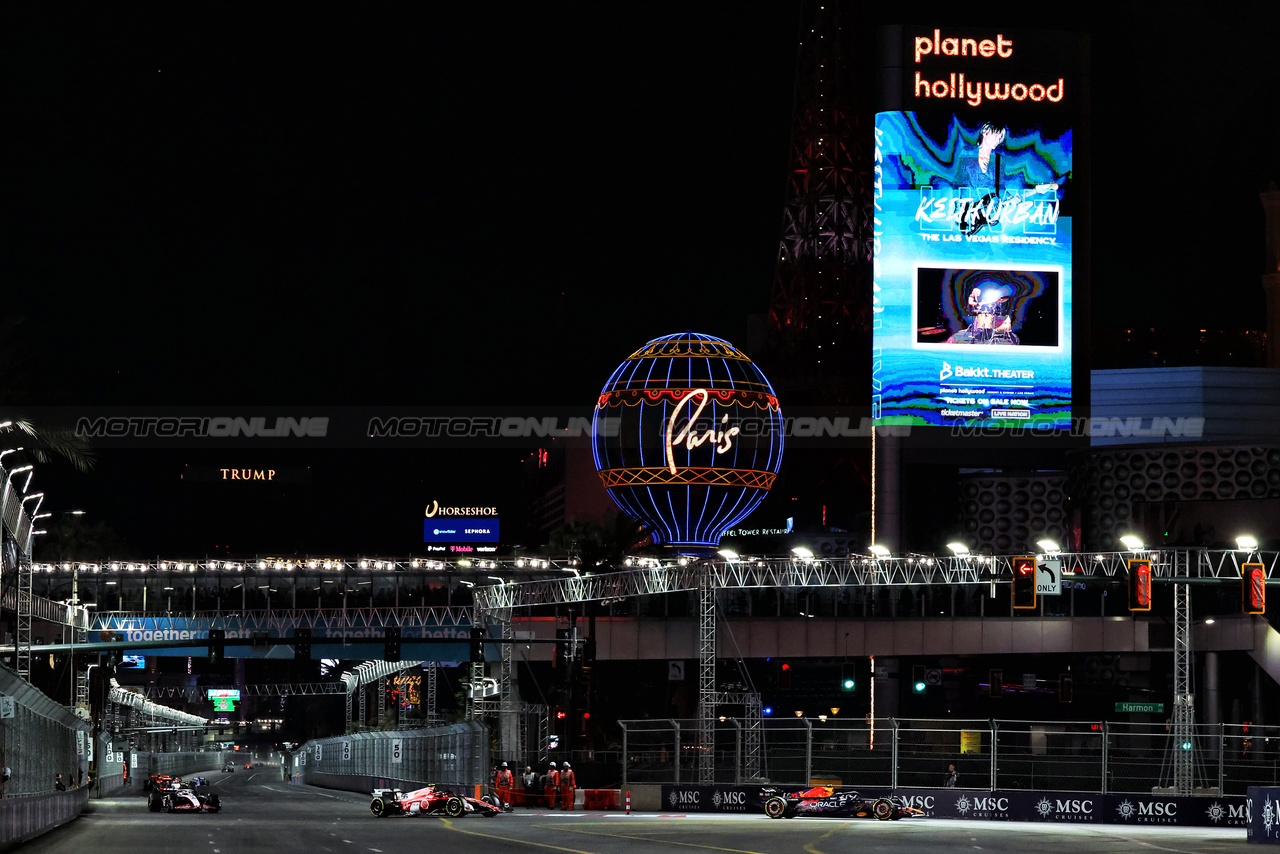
left=766, top=0, right=873, bottom=404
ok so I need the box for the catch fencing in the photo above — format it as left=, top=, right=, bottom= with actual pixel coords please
left=295, top=722, right=488, bottom=796
left=620, top=717, right=1280, bottom=796
left=0, top=662, right=89, bottom=798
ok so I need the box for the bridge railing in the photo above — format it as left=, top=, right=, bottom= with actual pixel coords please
left=620, top=717, right=1280, bottom=796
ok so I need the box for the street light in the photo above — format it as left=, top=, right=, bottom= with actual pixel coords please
left=1236, top=535, right=1259, bottom=551
left=1036, top=539, right=1061, bottom=554
left=717, top=549, right=739, bottom=561
left=868, top=544, right=890, bottom=558
left=946, top=542, right=970, bottom=555
left=1120, top=535, right=1144, bottom=551
left=791, top=547, right=813, bottom=559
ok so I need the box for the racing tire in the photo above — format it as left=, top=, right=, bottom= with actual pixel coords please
left=763, top=797, right=788, bottom=819
left=165, top=797, right=175, bottom=813
left=148, top=793, right=162, bottom=812
left=872, top=798, right=895, bottom=821
left=445, top=797, right=466, bottom=818
left=207, top=794, right=221, bottom=813
left=370, top=797, right=388, bottom=818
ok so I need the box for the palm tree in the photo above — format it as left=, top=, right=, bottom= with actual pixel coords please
left=3, top=420, right=95, bottom=473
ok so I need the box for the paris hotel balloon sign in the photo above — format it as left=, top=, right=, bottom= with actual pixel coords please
left=591, top=333, right=784, bottom=549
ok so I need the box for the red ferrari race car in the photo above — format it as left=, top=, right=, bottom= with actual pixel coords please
left=762, top=786, right=923, bottom=821
left=369, top=784, right=510, bottom=818
left=147, top=778, right=222, bottom=813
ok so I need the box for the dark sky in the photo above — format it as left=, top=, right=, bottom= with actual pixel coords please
left=4, top=3, right=1280, bottom=554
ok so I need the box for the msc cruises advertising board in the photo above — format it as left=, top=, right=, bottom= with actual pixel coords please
left=873, top=28, right=1075, bottom=429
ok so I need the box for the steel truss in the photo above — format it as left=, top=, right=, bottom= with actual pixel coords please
left=137, top=683, right=345, bottom=700
left=698, top=567, right=715, bottom=785
left=16, top=557, right=32, bottom=681
left=474, top=550, right=1277, bottom=611
left=91, top=605, right=473, bottom=632
left=469, top=548, right=1275, bottom=792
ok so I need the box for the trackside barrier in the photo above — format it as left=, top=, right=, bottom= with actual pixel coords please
left=1248, top=787, right=1280, bottom=844
left=0, top=662, right=90, bottom=798
left=132, top=750, right=230, bottom=784
left=658, top=784, right=1249, bottom=828
left=295, top=722, right=488, bottom=797
left=0, top=787, right=89, bottom=852
left=582, top=789, right=618, bottom=810
left=622, top=716, right=1280, bottom=797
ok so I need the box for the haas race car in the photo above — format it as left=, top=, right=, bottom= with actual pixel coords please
left=370, top=784, right=511, bottom=818
left=147, top=778, right=222, bottom=813
left=762, top=786, right=923, bottom=821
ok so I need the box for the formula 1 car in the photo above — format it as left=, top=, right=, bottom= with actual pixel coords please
left=369, top=784, right=510, bottom=818
left=142, top=773, right=180, bottom=792
left=147, top=778, right=222, bottom=813
left=761, top=786, right=923, bottom=821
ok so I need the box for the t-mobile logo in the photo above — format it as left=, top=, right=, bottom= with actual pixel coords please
left=940, top=361, right=953, bottom=381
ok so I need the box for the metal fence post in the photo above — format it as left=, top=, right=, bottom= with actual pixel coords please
left=731, top=719, right=742, bottom=784
left=890, top=718, right=899, bottom=790
left=620, top=722, right=628, bottom=791
left=990, top=720, right=999, bottom=792
left=671, top=720, right=680, bottom=786
left=804, top=719, right=813, bottom=785
left=1218, top=722, right=1225, bottom=795
left=1101, top=720, right=1109, bottom=794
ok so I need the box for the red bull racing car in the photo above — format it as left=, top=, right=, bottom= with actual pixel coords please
left=762, top=786, right=923, bottom=820
left=147, top=778, right=222, bottom=813
left=369, top=784, right=511, bottom=818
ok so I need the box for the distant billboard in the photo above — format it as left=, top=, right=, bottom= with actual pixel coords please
left=873, top=28, right=1076, bottom=429
left=423, top=518, right=499, bottom=543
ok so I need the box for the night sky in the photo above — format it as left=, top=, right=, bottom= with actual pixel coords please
left=4, top=3, right=1280, bottom=555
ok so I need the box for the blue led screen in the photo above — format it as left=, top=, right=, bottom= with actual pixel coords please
left=423, top=517, right=499, bottom=543
left=872, top=111, right=1072, bottom=427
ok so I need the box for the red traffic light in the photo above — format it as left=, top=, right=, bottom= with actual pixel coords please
left=781, top=663, right=790, bottom=671
left=1012, top=558, right=1037, bottom=609
left=1128, top=558, right=1152, bottom=611
left=556, top=711, right=566, bottom=720
left=1244, top=563, right=1266, bottom=615
left=582, top=712, right=590, bottom=719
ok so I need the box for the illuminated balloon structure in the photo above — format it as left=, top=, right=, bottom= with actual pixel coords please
left=591, top=333, right=784, bottom=549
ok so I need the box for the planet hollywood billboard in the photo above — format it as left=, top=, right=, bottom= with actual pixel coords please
left=592, top=333, right=784, bottom=549
left=873, top=27, right=1079, bottom=430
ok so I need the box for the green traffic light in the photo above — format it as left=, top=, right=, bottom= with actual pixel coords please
left=842, top=678, right=855, bottom=690
left=914, top=681, right=927, bottom=693
left=1182, top=741, right=1192, bottom=750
